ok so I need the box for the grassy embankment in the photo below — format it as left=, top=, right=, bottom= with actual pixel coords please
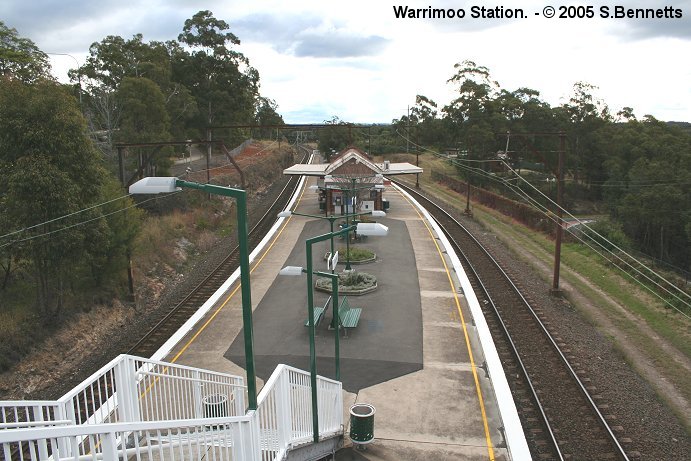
left=387, top=152, right=691, bottom=413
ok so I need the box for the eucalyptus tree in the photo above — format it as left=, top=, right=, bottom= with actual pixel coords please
left=174, top=10, right=259, bottom=143
left=0, top=21, right=51, bottom=83
left=0, top=79, right=140, bottom=315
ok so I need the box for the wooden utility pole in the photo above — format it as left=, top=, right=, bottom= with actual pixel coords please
left=551, top=132, right=566, bottom=293
left=465, top=138, right=472, bottom=215
left=504, top=132, right=567, bottom=294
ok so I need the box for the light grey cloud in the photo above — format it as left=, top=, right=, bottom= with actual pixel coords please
left=235, top=13, right=389, bottom=58
left=0, top=0, right=121, bottom=37
left=0, top=0, right=192, bottom=54
left=608, top=1, right=691, bottom=41
left=294, top=33, right=387, bottom=58
left=233, top=13, right=321, bottom=49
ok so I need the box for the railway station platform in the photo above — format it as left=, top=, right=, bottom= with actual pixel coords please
left=166, top=176, right=527, bottom=460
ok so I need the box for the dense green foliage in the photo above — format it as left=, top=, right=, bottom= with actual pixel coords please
left=0, top=21, right=50, bottom=83
left=323, top=60, right=690, bottom=271
left=72, top=10, right=282, bottom=162
left=0, top=11, right=284, bottom=328
left=0, top=78, right=142, bottom=315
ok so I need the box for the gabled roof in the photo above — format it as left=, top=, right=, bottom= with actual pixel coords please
left=283, top=146, right=423, bottom=177
left=325, top=148, right=381, bottom=176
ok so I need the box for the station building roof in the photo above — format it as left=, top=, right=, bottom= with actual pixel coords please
left=283, top=147, right=423, bottom=177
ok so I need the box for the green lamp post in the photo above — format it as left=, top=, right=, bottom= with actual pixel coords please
left=129, top=177, right=258, bottom=410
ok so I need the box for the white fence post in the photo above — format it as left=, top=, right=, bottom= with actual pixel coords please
left=101, top=432, right=118, bottom=461
left=277, top=368, right=292, bottom=448
left=114, top=356, right=140, bottom=423
left=31, top=405, right=49, bottom=459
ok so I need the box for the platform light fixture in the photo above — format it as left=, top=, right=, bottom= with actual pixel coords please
left=129, top=177, right=259, bottom=411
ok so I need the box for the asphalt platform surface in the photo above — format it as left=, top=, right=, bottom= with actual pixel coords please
left=226, top=218, right=423, bottom=392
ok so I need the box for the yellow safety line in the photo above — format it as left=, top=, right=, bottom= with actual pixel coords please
left=396, top=188, right=496, bottom=461
left=169, top=181, right=310, bottom=364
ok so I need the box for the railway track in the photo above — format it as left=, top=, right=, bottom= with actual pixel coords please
left=127, top=146, right=310, bottom=357
left=395, top=180, right=630, bottom=461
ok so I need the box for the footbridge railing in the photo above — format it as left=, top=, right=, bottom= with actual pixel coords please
left=0, top=356, right=343, bottom=461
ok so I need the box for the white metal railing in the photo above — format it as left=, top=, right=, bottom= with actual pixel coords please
left=254, top=365, right=343, bottom=461
left=1, top=358, right=343, bottom=461
left=0, top=416, right=257, bottom=461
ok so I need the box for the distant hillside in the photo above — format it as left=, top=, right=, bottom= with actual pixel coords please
left=667, top=121, right=691, bottom=135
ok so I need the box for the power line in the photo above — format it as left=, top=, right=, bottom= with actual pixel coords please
left=0, top=192, right=180, bottom=250
left=395, top=130, right=690, bottom=312
left=499, top=160, right=691, bottom=306
left=451, top=157, right=690, bottom=314
left=0, top=194, right=132, bottom=241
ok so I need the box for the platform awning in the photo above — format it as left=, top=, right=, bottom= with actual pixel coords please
left=283, top=162, right=422, bottom=176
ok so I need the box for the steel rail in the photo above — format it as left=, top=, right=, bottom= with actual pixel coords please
left=394, top=179, right=629, bottom=461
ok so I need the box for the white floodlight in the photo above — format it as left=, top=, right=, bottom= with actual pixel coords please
left=370, top=210, right=386, bottom=218
left=129, top=177, right=179, bottom=194
left=374, top=184, right=385, bottom=190
left=357, top=222, right=388, bottom=237
left=277, top=210, right=293, bottom=218
left=279, top=266, right=305, bottom=276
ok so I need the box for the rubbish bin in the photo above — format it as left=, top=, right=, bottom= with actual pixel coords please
left=202, top=394, right=228, bottom=418
left=349, top=403, right=375, bottom=445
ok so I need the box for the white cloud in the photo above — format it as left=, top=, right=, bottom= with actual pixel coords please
left=4, top=0, right=689, bottom=123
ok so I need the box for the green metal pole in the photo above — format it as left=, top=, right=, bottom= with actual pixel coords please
left=329, top=218, right=338, bottom=331
left=329, top=219, right=335, bottom=271
left=303, top=226, right=354, bottom=442
left=333, top=277, right=340, bottom=381
left=236, top=191, right=258, bottom=410
left=345, top=188, right=351, bottom=271
left=315, top=271, right=339, bottom=382
left=175, top=180, right=257, bottom=410
left=306, top=240, right=319, bottom=443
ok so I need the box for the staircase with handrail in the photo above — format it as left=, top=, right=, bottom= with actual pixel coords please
left=0, top=355, right=343, bottom=461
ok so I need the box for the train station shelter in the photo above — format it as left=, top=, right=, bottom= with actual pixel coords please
left=283, top=147, right=422, bottom=214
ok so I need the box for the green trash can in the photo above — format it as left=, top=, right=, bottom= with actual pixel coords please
left=349, top=403, right=375, bottom=445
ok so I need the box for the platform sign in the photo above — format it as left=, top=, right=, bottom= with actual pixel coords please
left=328, top=251, right=339, bottom=271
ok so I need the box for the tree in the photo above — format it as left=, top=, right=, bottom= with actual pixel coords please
left=117, top=77, right=170, bottom=143
left=0, top=79, right=140, bottom=315
left=254, top=96, right=284, bottom=138
left=174, top=10, right=259, bottom=142
left=560, top=82, right=612, bottom=195
left=318, top=116, right=351, bottom=160
left=443, top=61, right=502, bottom=158
left=0, top=21, right=51, bottom=83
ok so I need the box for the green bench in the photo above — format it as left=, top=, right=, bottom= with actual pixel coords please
left=305, top=296, right=331, bottom=327
left=338, top=296, right=362, bottom=337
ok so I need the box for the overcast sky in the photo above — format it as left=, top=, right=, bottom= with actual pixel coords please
left=3, top=0, right=690, bottom=123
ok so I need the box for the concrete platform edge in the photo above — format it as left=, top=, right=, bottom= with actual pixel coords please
left=393, top=183, right=531, bottom=461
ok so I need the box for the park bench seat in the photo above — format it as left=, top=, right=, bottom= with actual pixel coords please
left=305, top=296, right=331, bottom=327
left=338, top=296, right=362, bottom=336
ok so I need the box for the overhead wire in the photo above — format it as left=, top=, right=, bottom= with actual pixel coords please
left=499, top=159, right=691, bottom=307
left=1, top=140, right=281, bottom=250
left=394, top=128, right=691, bottom=313
left=449, top=155, right=690, bottom=315
left=0, top=193, right=132, bottom=242
left=0, top=191, right=182, bottom=250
